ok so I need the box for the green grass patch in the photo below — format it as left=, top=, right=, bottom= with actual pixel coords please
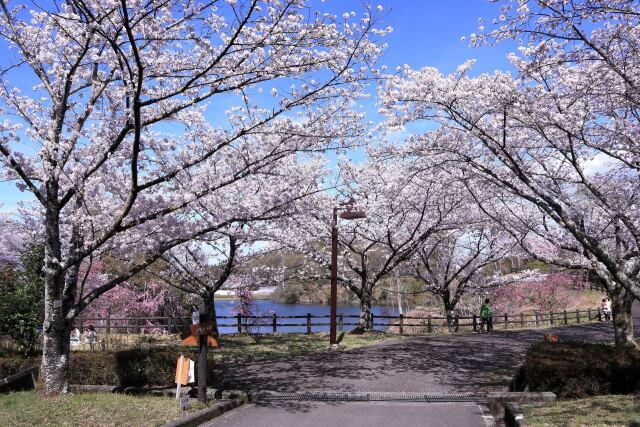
left=216, top=332, right=401, bottom=363
left=0, top=391, right=205, bottom=427
left=523, top=395, right=640, bottom=427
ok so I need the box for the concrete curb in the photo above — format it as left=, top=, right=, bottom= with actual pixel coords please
left=162, top=391, right=248, bottom=427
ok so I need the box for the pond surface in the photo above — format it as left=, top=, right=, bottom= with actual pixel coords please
left=213, top=299, right=399, bottom=334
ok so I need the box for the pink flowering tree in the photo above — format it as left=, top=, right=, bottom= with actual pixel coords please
left=0, top=0, right=387, bottom=393
left=78, top=260, right=180, bottom=333
left=491, top=272, right=583, bottom=314
left=230, top=276, right=261, bottom=333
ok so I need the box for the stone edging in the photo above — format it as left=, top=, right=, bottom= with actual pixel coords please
left=162, top=392, right=248, bottom=427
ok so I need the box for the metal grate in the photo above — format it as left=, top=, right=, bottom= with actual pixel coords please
left=251, top=391, right=486, bottom=404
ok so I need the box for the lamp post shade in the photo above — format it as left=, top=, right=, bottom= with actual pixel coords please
left=339, top=209, right=366, bottom=220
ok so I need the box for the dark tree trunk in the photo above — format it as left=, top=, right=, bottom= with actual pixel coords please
left=611, top=288, right=636, bottom=349
left=358, top=291, right=373, bottom=331
left=442, top=290, right=457, bottom=329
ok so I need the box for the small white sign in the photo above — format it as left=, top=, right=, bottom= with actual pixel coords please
left=180, top=395, right=190, bottom=410
left=53, top=299, right=62, bottom=309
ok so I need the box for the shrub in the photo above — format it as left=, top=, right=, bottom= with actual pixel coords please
left=1, top=347, right=219, bottom=388
left=524, top=342, right=640, bottom=398
left=0, top=243, right=45, bottom=356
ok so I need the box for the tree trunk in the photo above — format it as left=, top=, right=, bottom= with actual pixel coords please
left=41, top=322, right=71, bottom=394
left=442, top=290, right=457, bottom=329
left=41, top=189, right=72, bottom=394
left=611, top=288, right=636, bottom=349
left=358, top=291, right=373, bottom=331
left=41, top=264, right=72, bottom=394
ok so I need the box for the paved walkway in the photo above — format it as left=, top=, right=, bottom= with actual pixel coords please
left=204, top=306, right=636, bottom=426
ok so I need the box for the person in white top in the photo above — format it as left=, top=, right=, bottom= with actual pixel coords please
left=604, top=298, right=612, bottom=321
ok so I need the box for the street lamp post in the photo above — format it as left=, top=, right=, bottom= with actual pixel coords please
left=330, top=199, right=366, bottom=346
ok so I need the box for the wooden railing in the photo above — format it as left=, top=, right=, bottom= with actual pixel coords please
left=74, top=307, right=604, bottom=335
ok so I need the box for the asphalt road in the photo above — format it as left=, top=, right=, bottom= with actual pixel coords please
left=205, top=401, right=491, bottom=427
left=202, top=305, right=635, bottom=427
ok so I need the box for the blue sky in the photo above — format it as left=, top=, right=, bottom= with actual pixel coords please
left=0, top=0, right=518, bottom=210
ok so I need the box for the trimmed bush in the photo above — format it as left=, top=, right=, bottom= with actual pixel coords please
left=1, top=347, right=218, bottom=387
left=524, top=342, right=640, bottom=398
left=0, top=355, right=39, bottom=379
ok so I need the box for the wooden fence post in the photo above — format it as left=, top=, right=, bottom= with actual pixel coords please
left=535, top=313, right=540, bottom=327
left=106, top=316, right=111, bottom=334
left=576, top=310, right=580, bottom=323
left=563, top=310, right=568, bottom=325
left=338, top=315, right=344, bottom=331
left=473, top=315, right=477, bottom=332
left=597, top=308, right=602, bottom=321
left=427, top=315, right=432, bottom=333
left=454, top=314, right=459, bottom=332
left=504, top=313, right=508, bottom=329
left=371, top=313, right=375, bottom=329
left=550, top=312, right=554, bottom=325
left=399, top=314, right=404, bottom=335
left=136, top=317, right=141, bottom=334
left=306, top=313, right=311, bottom=334
left=79, top=318, right=84, bottom=333
left=520, top=313, right=524, bottom=328
left=236, top=314, right=242, bottom=334
left=272, top=313, right=277, bottom=333
left=588, top=309, right=592, bottom=321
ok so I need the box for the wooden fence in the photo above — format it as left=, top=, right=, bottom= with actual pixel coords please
left=74, top=307, right=604, bottom=335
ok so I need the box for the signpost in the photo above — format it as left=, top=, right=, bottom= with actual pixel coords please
left=186, top=310, right=219, bottom=404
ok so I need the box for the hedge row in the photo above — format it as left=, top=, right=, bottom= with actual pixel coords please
left=524, top=342, right=640, bottom=398
left=1, top=347, right=218, bottom=387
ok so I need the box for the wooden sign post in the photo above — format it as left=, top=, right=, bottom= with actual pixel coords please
left=181, top=314, right=219, bottom=404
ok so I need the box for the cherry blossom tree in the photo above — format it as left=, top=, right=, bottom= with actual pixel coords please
left=379, top=1, right=640, bottom=347
left=0, top=0, right=387, bottom=393
left=144, top=153, right=327, bottom=334
left=412, top=223, right=514, bottom=320
left=275, top=155, right=467, bottom=331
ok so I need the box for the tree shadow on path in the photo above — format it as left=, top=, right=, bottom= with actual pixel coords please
left=217, top=321, right=616, bottom=400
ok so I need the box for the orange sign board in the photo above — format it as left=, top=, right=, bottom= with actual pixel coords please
left=180, top=335, right=219, bottom=347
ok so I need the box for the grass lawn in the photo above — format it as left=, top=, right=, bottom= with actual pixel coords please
left=0, top=391, right=206, bottom=427
left=215, top=332, right=402, bottom=362
left=522, top=395, right=640, bottom=427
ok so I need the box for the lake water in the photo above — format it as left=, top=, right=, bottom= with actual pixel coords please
left=213, top=300, right=399, bottom=334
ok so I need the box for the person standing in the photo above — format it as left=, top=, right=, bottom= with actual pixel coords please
left=604, top=298, right=612, bottom=321
left=479, top=299, right=493, bottom=333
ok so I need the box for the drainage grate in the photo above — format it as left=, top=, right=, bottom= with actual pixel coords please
left=251, top=391, right=486, bottom=404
